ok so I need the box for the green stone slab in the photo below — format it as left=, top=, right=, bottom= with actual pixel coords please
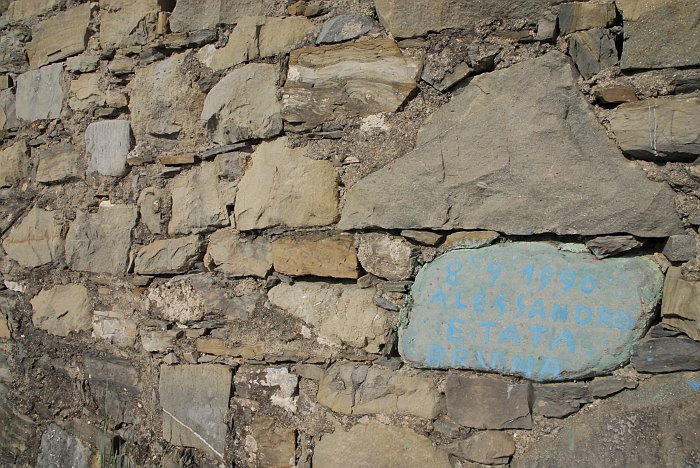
left=399, top=243, right=663, bottom=381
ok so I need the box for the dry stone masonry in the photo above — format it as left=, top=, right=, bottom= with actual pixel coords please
left=0, top=0, right=699, bottom=467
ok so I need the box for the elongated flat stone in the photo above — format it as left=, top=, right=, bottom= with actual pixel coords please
left=399, top=243, right=663, bottom=381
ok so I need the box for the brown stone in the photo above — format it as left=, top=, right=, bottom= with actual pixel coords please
left=558, top=2, right=617, bottom=34
left=36, top=143, right=80, bottom=183
left=445, top=431, right=516, bottom=465
left=661, top=267, right=700, bottom=340
left=0, top=140, right=28, bottom=188
left=357, top=233, right=416, bottom=281
left=134, top=235, right=203, bottom=275
left=30, top=284, right=92, bottom=337
left=443, top=230, right=499, bottom=251
left=26, top=3, right=92, bottom=69
left=204, top=228, right=272, bottom=278
left=2, top=206, right=64, bottom=268
left=595, top=86, right=638, bottom=106
left=272, top=233, right=358, bottom=279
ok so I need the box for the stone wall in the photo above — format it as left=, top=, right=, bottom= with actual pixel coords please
left=1, top=0, right=700, bottom=466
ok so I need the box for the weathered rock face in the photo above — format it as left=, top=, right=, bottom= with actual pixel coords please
left=339, top=52, right=684, bottom=237
left=661, top=267, right=700, bottom=340
left=314, top=422, right=451, bottom=468
left=268, top=282, right=388, bottom=353
left=281, top=39, right=422, bottom=130
left=2, top=207, right=63, bottom=268
left=204, top=229, right=272, bottom=277
left=7, top=0, right=61, bottom=22
left=86, top=120, right=132, bottom=176
left=168, top=162, right=234, bottom=235
left=317, top=15, right=377, bottom=44
left=558, top=2, right=617, bottom=34
left=36, top=143, right=80, bottom=183
left=36, top=424, right=90, bottom=468
left=137, top=187, right=169, bottom=234
left=513, top=372, right=700, bottom=467
left=67, top=73, right=106, bottom=112
left=130, top=53, right=205, bottom=146
left=618, top=0, right=700, bottom=70
left=567, top=28, right=618, bottom=79
left=0, top=88, right=17, bottom=130
left=271, top=233, right=359, bottom=278
left=631, top=336, right=700, bottom=373
left=65, top=205, right=137, bottom=275
left=446, top=374, right=533, bottom=429
left=201, top=63, right=282, bottom=144
left=610, top=96, right=700, bottom=162
left=92, top=310, right=138, bottom=347
left=374, top=0, right=559, bottom=38
left=83, top=355, right=142, bottom=425
left=249, top=417, right=296, bottom=467
left=445, top=430, right=516, bottom=465
left=317, top=363, right=443, bottom=418
left=357, top=233, right=416, bottom=281
left=400, top=243, right=664, bottom=381
left=30, top=284, right=92, bottom=337
left=134, top=235, right=202, bottom=275
left=0, top=140, right=28, bottom=188
left=99, top=0, right=167, bottom=48
left=26, top=3, right=92, bottom=69
left=234, top=138, right=339, bottom=230
left=15, top=63, right=64, bottom=121
left=169, top=0, right=275, bottom=33
left=197, top=16, right=313, bottom=71
left=160, top=364, right=232, bottom=459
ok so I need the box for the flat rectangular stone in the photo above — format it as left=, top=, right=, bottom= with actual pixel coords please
left=160, top=364, right=232, bottom=459
left=272, top=233, right=359, bottom=278
left=7, top=0, right=61, bottom=22
left=446, top=374, right=532, bottom=429
left=26, top=3, right=92, bottom=69
left=36, top=143, right=80, bottom=183
left=15, top=63, right=64, bottom=122
left=86, top=120, right=132, bottom=177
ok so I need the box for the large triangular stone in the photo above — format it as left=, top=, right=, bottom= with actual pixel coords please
left=338, top=52, right=683, bottom=237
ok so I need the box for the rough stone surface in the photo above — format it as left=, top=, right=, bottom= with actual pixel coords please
left=590, top=376, right=637, bottom=398
left=446, top=374, right=533, bottom=429
left=169, top=0, right=275, bottom=33
left=558, top=2, right=617, bottom=34
left=249, top=417, right=296, bottom=467
left=533, top=382, right=591, bottom=417
left=204, top=229, right=272, bottom=278
left=610, top=96, right=700, bottom=162
left=313, top=421, right=451, bottom=468
left=401, top=243, right=663, bottom=380
left=201, top=63, right=282, bottom=144
left=198, top=15, right=314, bottom=69
left=586, top=235, right=642, bottom=259
left=0, top=306, right=10, bottom=339
left=30, top=284, right=92, bottom=337
left=36, top=424, right=90, bottom=468
left=134, top=235, right=202, bottom=275
left=268, top=282, right=388, bottom=353
left=595, top=86, right=638, bottom=106
left=317, top=15, right=377, bottom=44
left=26, top=3, right=92, bottom=69
left=374, top=0, right=559, bottom=38
left=92, top=310, right=138, bottom=347
left=168, top=162, right=233, bottom=235
left=15, top=63, right=64, bottom=121
left=67, top=73, right=105, bottom=112
left=443, top=231, right=499, bottom=251
left=512, top=372, right=700, bottom=467
left=2, top=207, right=63, bottom=268
left=0, top=88, right=17, bottom=130
left=617, top=0, right=700, bottom=70
left=662, top=267, right=700, bottom=340
left=317, top=363, right=442, bottom=419
left=281, top=39, right=422, bottom=130
left=137, top=187, right=169, bottom=234
left=86, top=120, right=132, bottom=177
left=65, top=205, right=137, bottom=275
left=567, top=29, right=618, bottom=79
left=7, top=0, right=61, bottom=22
left=662, top=235, right=697, bottom=262
left=84, top=355, right=141, bottom=425
left=271, top=233, right=358, bottom=278
left=0, top=140, right=29, bottom=188
left=160, top=364, right=232, bottom=459
left=631, top=337, right=700, bottom=373
left=36, top=143, right=80, bottom=183
left=130, top=53, right=205, bottom=146
left=339, top=52, right=684, bottom=237
left=401, top=230, right=444, bottom=246
left=357, top=233, right=416, bottom=281
left=99, top=0, right=165, bottom=48
left=446, top=431, right=516, bottom=465
left=234, top=138, right=339, bottom=230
